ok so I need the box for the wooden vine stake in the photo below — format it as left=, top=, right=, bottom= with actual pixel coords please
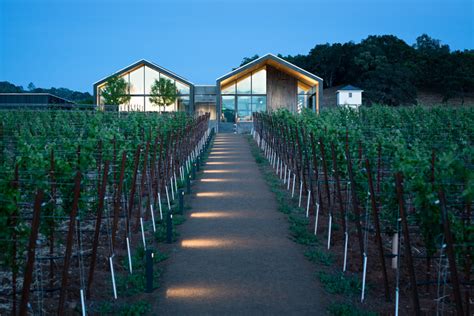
left=366, top=159, right=390, bottom=301
left=344, top=141, right=364, bottom=265
left=57, top=172, right=82, bottom=315
left=87, top=161, right=110, bottom=299
left=19, top=190, right=44, bottom=316
left=395, top=173, right=420, bottom=315
left=438, top=189, right=464, bottom=315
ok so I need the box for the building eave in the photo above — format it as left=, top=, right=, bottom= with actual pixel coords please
left=93, top=59, right=194, bottom=90
left=216, top=53, right=324, bottom=86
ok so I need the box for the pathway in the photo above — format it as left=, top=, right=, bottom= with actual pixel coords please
left=153, top=134, right=326, bottom=315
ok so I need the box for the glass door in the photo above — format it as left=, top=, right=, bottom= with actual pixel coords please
left=221, top=96, right=236, bottom=123
left=237, top=96, right=251, bottom=122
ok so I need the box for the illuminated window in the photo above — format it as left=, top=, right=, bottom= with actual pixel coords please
left=145, top=66, right=160, bottom=94
left=251, top=68, right=266, bottom=94
left=129, top=96, right=144, bottom=111
left=129, top=66, right=145, bottom=94
left=236, top=75, right=251, bottom=94
left=160, top=73, right=175, bottom=86
left=221, top=82, right=235, bottom=95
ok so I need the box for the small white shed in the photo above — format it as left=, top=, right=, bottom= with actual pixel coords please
left=336, top=85, right=363, bottom=108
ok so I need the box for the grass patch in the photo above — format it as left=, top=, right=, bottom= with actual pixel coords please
left=304, top=248, right=334, bottom=266
left=288, top=214, right=317, bottom=245
left=95, top=301, right=151, bottom=316
left=328, top=303, right=377, bottom=316
left=117, top=246, right=166, bottom=297
left=318, top=271, right=362, bottom=296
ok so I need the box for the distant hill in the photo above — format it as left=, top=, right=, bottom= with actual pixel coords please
left=0, top=81, right=93, bottom=104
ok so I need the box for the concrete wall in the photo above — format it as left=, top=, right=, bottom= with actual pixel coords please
left=337, top=91, right=362, bottom=106
left=266, top=65, right=297, bottom=112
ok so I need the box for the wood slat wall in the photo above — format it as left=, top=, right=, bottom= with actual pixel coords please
left=267, top=65, right=297, bottom=112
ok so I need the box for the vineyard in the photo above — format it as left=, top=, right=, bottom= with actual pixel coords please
left=252, top=106, right=473, bottom=315
left=0, top=110, right=212, bottom=314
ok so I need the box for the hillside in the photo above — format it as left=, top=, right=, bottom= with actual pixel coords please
left=0, top=81, right=93, bottom=104
left=323, top=85, right=474, bottom=108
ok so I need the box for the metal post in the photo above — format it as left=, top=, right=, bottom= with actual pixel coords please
left=145, top=249, right=154, bottom=293
left=166, top=212, right=173, bottom=244
left=178, top=189, right=184, bottom=214
left=186, top=175, right=191, bottom=194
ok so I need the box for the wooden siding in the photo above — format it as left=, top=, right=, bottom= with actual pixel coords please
left=267, top=65, right=297, bottom=112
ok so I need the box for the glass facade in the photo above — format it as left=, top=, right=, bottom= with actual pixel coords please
left=98, top=64, right=191, bottom=112
left=220, top=67, right=267, bottom=122
left=221, top=96, right=235, bottom=123
left=237, top=96, right=251, bottom=121
left=297, top=81, right=311, bottom=113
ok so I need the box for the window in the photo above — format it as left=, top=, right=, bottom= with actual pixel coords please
left=349, top=92, right=352, bottom=98
left=237, top=96, right=251, bottom=122
left=220, top=67, right=267, bottom=121
left=222, top=96, right=235, bottom=123
left=129, top=96, right=144, bottom=111
left=297, top=81, right=311, bottom=113
left=176, top=81, right=190, bottom=95
left=252, top=96, right=266, bottom=113
left=177, top=96, right=190, bottom=111
left=129, top=66, right=145, bottom=94
left=145, top=66, right=160, bottom=94
left=251, top=68, right=266, bottom=94
left=221, top=82, right=236, bottom=95
left=236, top=74, right=251, bottom=94
left=160, top=73, right=175, bottom=86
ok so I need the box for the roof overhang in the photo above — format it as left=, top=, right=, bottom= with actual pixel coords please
left=216, top=53, right=323, bottom=88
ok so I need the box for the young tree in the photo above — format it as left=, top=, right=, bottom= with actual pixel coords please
left=101, top=76, right=130, bottom=106
left=149, top=78, right=178, bottom=112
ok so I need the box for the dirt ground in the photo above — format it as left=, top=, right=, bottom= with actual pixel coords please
left=152, top=134, right=328, bottom=315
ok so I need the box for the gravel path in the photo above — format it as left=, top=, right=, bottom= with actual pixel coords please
left=153, top=134, right=326, bottom=315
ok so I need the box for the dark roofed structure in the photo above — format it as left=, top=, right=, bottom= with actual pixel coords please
left=0, top=93, right=75, bottom=108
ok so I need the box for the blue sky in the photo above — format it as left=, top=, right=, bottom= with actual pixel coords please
left=0, top=0, right=472, bottom=93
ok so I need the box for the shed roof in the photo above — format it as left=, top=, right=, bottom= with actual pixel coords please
left=337, top=85, right=363, bottom=92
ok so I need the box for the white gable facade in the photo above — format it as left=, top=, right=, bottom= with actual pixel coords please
left=336, top=85, right=363, bottom=108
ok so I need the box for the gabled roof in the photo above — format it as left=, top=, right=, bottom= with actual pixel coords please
left=337, top=85, right=363, bottom=91
left=93, top=59, right=194, bottom=89
left=216, top=53, right=323, bottom=87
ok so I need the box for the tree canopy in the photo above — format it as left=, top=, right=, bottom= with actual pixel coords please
left=240, top=34, right=474, bottom=105
left=0, top=81, right=93, bottom=103
left=100, top=76, right=130, bottom=106
left=149, top=78, right=178, bottom=112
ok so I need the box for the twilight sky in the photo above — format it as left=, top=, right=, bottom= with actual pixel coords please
left=0, top=0, right=472, bottom=93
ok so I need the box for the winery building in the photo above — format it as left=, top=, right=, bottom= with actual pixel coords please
left=93, top=54, right=323, bottom=131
